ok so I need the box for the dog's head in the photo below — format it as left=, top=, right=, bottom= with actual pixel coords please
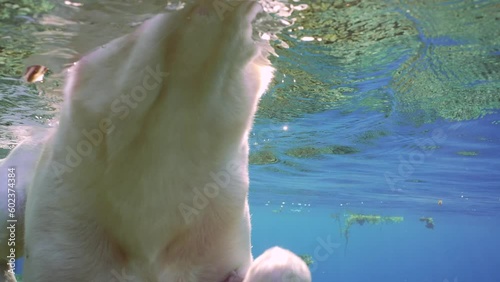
left=57, top=1, right=274, bottom=162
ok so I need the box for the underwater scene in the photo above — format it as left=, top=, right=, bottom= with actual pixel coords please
left=1, top=0, right=499, bottom=281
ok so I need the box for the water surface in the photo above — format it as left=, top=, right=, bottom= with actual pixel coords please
left=0, top=0, right=499, bottom=281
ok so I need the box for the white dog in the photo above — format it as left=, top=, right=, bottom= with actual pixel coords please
left=1, top=1, right=311, bottom=281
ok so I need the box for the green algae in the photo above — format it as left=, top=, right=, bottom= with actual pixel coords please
left=457, top=151, right=478, bottom=156
left=249, top=149, right=279, bottom=165
left=285, top=145, right=359, bottom=158
left=298, top=254, right=314, bottom=267
left=340, top=212, right=404, bottom=248
left=419, top=217, right=434, bottom=229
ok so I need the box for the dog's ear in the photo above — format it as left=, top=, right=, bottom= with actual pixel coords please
left=244, top=247, right=312, bottom=282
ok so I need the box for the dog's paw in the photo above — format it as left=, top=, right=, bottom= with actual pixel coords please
left=244, top=247, right=312, bottom=282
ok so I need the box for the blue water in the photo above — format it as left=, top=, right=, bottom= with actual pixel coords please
left=249, top=112, right=500, bottom=281
left=1, top=0, right=499, bottom=281
left=251, top=208, right=500, bottom=281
